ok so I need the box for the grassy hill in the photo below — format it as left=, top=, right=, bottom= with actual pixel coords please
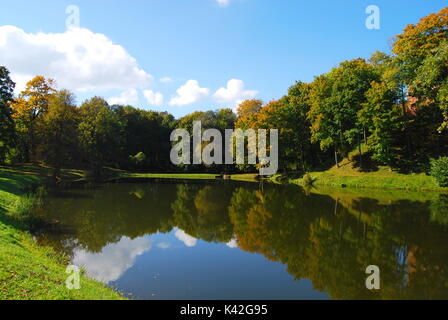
left=275, top=149, right=447, bottom=192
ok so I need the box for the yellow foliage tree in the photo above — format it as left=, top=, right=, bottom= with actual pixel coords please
left=10, top=76, right=56, bottom=162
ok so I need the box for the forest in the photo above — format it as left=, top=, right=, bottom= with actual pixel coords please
left=1, top=7, right=448, bottom=184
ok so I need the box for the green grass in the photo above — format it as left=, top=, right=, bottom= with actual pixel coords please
left=307, top=184, right=440, bottom=203
left=124, top=172, right=220, bottom=180
left=296, top=167, right=445, bottom=191
left=273, top=150, right=448, bottom=192
left=229, top=174, right=260, bottom=182
left=119, top=172, right=260, bottom=182
left=0, top=167, right=124, bottom=300
left=290, top=168, right=447, bottom=192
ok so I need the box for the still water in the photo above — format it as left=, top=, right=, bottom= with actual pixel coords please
left=34, top=180, right=448, bottom=300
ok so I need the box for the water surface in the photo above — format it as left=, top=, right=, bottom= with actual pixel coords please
left=35, top=180, right=448, bottom=300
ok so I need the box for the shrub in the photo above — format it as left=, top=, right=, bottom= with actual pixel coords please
left=12, top=187, right=47, bottom=229
left=303, top=173, right=315, bottom=187
left=130, top=152, right=147, bottom=167
left=13, top=194, right=36, bottom=218
left=430, top=157, right=448, bottom=187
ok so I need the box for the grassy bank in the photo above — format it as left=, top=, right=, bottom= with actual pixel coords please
left=273, top=159, right=448, bottom=192
left=124, top=172, right=260, bottom=182
left=124, top=172, right=221, bottom=180
left=0, top=165, right=259, bottom=300
left=0, top=167, right=124, bottom=300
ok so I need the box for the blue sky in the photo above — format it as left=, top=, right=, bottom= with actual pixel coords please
left=0, top=0, right=446, bottom=118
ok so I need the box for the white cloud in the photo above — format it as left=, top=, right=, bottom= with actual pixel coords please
left=217, top=0, right=231, bottom=7
left=213, top=79, right=258, bottom=107
left=159, top=76, right=172, bottom=83
left=143, top=89, right=164, bottom=106
left=156, top=242, right=171, bottom=249
left=73, top=236, right=151, bottom=283
left=175, top=229, right=198, bottom=247
left=0, top=25, right=152, bottom=93
left=169, top=80, right=209, bottom=106
left=226, top=238, right=239, bottom=248
left=9, top=73, right=34, bottom=93
left=108, top=89, right=139, bottom=105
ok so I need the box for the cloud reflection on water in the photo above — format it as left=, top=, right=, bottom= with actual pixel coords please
left=73, top=236, right=151, bottom=283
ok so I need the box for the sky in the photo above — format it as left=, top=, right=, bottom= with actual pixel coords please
left=0, top=0, right=446, bottom=118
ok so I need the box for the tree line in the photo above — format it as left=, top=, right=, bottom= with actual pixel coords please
left=0, top=7, right=447, bottom=176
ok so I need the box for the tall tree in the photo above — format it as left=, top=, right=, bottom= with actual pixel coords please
left=237, top=82, right=322, bottom=172
left=78, top=97, right=126, bottom=175
left=113, top=105, right=175, bottom=170
left=308, top=59, right=378, bottom=167
left=236, top=99, right=263, bottom=117
left=393, top=7, right=448, bottom=84
left=0, top=66, right=15, bottom=164
left=279, top=81, right=322, bottom=171
left=412, top=41, right=448, bottom=132
left=40, top=90, right=79, bottom=176
left=356, top=52, right=408, bottom=166
left=392, top=7, right=448, bottom=164
left=10, top=76, right=56, bottom=162
left=361, top=81, right=404, bottom=165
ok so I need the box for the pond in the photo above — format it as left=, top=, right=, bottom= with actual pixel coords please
left=33, top=180, right=448, bottom=300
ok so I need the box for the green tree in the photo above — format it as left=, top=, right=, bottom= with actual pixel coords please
left=78, top=97, right=126, bottom=174
left=393, top=7, right=448, bottom=84
left=40, top=90, right=79, bottom=176
left=175, top=109, right=237, bottom=173
left=358, top=53, right=406, bottom=165
left=113, top=105, right=175, bottom=170
left=390, top=8, right=448, bottom=166
left=0, top=66, right=15, bottom=164
left=276, top=81, right=322, bottom=171
left=361, top=81, right=404, bottom=165
left=308, top=59, right=378, bottom=167
left=215, top=108, right=237, bottom=131
left=412, top=41, right=448, bottom=132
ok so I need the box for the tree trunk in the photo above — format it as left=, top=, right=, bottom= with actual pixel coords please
left=335, top=150, right=339, bottom=168
left=358, top=135, right=362, bottom=167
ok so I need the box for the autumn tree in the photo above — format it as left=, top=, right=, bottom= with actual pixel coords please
left=391, top=7, right=448, bottom=164
left=412, top=41, right=448, bottom=132
left=236, top=99, right=263, bottom=117
left=10, top=76, right=56, bottom=162
left=40, top=90, right=79, bottom=176
left=0, top=66, right=15, bottom=164
left=393, top=7, right=448, bottom=84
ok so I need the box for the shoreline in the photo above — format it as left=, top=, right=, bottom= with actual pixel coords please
left=270, top=170, right=448, bottom=194
left=1, top=165, right=446, bottom=300
left=0, top=167, right=125, bottom=300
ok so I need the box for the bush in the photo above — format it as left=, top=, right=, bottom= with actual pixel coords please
left=12, top=186, right=47, bottom=229
left=303, top=173, right=315, bottom=187
left=129, top=152, right=147, bottom=167
left=13, top=194, right=36, bottom=218
left=430, top=157, right=448, bottom=187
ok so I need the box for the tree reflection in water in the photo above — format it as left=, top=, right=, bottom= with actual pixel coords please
left=35, top=181, right=448, bottom=299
